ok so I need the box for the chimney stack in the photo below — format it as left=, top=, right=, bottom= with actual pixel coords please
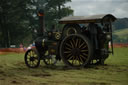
left=38, top=9, right=45, bottom=36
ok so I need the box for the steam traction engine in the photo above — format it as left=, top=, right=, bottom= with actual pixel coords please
left=24, top=10, right=116, bottom=68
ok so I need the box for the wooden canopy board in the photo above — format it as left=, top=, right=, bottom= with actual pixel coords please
left=59, top=14, right=116, bottom=24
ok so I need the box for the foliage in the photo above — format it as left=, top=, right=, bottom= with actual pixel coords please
left=0, top=0, right=35, bottom=48
left=113, top=18, right=128, bottom=30
left=0, top=0, right=73, bottom=48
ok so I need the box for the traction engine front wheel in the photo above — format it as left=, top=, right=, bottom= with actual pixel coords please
left=24, top=49, right=40, bottom=68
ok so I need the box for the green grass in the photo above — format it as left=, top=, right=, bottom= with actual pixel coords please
left=0, top=48, right=128, bottom=85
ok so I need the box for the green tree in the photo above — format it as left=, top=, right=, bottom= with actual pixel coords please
left=0, top=0, right=36, bottom=48
left=0, top=0, right=73, bottom=48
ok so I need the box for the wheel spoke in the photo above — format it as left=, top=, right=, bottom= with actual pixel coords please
left=82, top=53, right=88, bottom=57
left=34, top=60, right=38, bottom=63
left=69, top=40, right=74, bottom=48
left=27, top=55, right=31, bottom=58
left=75, top=39, right=79, bottom=47
left=81, top=45, right=87, bottom=49
left=66, top=43, right=72, bottom=48
left=27, top=58, right=30, bottom=61
left=49, top=59, right=52, bottom=64
left=72, top=56, right=75, bottom=65
left=28, top=53, right=31, bottom=56
left=47, top=59, right=50, bottom=64
left=72, top=39, right=76, bottom=47
left=32, top=51, right=34, bottom=55
left=66, top=53, right=72, bottom=58
left=30, top=51, right=33, bottom=56
left=68, top=56, right=74, bottom=60
left=30, top=61, right=32, bottom=66
left=74, top=56, right=77, bottom=65
left=33, top=61, right=36, bottom=65
left=77, top=56, right=81, bottom=65
left=65, top=47, right=72, bottom=51
left=32, top=62, right=34, bottom=66
left=64, top=51, right=71, bottom=54
left=79, top=56, right=83, bottom=63
left=80, top=55, right=87, bottom=60
left=79, top=42, right=86, bottom=48
left=75, top=56, right=80, bottom=65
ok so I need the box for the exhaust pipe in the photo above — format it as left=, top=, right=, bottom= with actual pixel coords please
left=38, top=9, right=45, bottom=36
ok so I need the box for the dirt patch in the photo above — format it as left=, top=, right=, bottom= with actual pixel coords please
left=0, top=78, right=5, bottom=80
left=0, top=65, right=3, bottom=68
left=0, top=70, right=4, bottom=74
left=44, top=65, right=75, bottom=71
left=31, top=73, right=51, bottom=77
left=12, top=63, right=26, bottom=70
left=40, top=83, right=48, bottom=85
left=0, top=70, right=7, bottom=76
left=16, top=67, right=27, bottom=70
left=11, top=80, right=21, bottom=84
left=13, top=62, right=25, bottom=66
left=89, top=82, right=111, bottom=85
left=75, top=82, right=111, bottom=85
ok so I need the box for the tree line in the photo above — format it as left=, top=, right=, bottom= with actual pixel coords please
left=0, top=0, right=73, bottom=48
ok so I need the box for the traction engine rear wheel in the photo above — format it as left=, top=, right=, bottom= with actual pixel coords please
left=60, top=34, right=93, bottom=68
left=24, top=49, right=40, bottom=68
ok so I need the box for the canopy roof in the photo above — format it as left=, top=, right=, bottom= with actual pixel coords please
left=59, top=14, right=116, bottom=24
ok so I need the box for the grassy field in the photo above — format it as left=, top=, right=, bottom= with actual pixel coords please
left=0, top=48, right=128, bottom=85
left=114, top=28, right=128, bottom=36
left=114, top=28, right=128, bottom=39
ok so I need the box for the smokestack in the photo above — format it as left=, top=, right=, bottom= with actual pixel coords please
left=38, top=9, right=45, bottom=36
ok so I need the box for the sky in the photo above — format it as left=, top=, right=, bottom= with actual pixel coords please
left=66, top=0, right=128, bottom=18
